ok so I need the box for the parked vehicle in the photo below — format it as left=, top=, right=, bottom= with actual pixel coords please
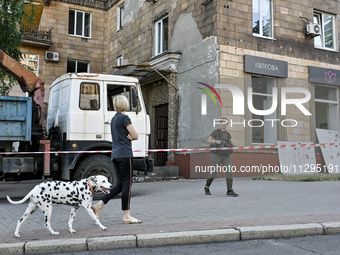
left=0, top=49, right=152, bottom=183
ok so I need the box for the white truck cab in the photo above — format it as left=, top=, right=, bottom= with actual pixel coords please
left=46, top=73, right=151, bottom=182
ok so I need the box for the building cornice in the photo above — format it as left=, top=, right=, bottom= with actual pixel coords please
left=150, top=52, right=182, bottom=73
left=50, top=0, right=120, bottom=10
left=106, top=0, right=120, bottom=10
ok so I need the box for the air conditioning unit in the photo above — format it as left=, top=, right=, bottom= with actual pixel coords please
left=45, top=51, right=59, bottom=62
left=305, top=23, right=321, bottom=37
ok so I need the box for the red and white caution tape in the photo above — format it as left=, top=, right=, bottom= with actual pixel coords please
left=0, top=143, right=339, bottom=155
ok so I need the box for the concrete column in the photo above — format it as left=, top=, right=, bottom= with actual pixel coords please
left=166, top=73, right=178, bottom=163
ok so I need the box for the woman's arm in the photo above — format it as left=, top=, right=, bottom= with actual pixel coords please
left=126, top=124, right=138, bottom=140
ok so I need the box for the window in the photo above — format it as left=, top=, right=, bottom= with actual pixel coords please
left=117, top=56, right=123, bottom=66
left=154, top=16, right=169, bottom=56
left=252, top=0, right=273, bottom=38
left=68, top=9, right=91, bottom=38
left=315, top=85, right=339, bottom=130
left=79, top=83, right=100, bottom=110
left=117, top=3, right=124, bottom=30
left=20, top=53, right=39, bottom=75
left=313, top=12, right=337, bottom=50
left=251, top=76, right=277, bottom=144
left=67, top=60, right=90, bottom=73
left=107, top=85, right=140, bottom=112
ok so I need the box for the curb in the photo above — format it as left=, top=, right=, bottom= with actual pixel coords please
left=0, top=242, right=25, bottom=255
left=137, top=229, right=240, bottom=247
left=1, top=222, right=340, bottom=254
left=87, top=235, right=136, bottom=250
left=25, top=238, right=87, bottom=254
left=236, top=223, right=323, bottom=240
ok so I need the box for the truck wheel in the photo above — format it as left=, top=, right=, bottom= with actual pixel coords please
left=73, top=155, right=117, bottom=186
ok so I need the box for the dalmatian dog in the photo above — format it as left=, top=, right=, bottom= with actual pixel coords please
left=7, top=175, right=112, bottom=238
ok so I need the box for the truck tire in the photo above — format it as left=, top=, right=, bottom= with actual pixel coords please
left=73, top=155, right=117, bottom=186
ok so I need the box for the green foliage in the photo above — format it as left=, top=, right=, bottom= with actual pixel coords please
left=0, top=70, right=17, bottom=95
left=0, top=0, right=33, bottom=95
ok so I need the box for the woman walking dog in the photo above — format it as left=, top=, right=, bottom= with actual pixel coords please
left=92, top=95, right=142, bottom=224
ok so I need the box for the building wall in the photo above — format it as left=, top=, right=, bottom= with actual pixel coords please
left=214, top=0, right=340, bottom=146
left=215, top=0, right=340, bottom=64
left=219, top=47, right=340, bottom=146
left=41, top=1, right=107, bottom=79
left=12, top=1, right=107, bottom=102
left=177, top=37, right=220, bottom=149
left=104, top=0, right=217, bottom=73
left=103, top=0, right=222, bottom=150
left=105, top=0, right=340, bottom=148
left=8, top=0, right=340, bottom=150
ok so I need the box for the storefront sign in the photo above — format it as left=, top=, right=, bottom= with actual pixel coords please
left=309, top=66, right=340, bottom=86
left=244, top=55, right=288, bottom=78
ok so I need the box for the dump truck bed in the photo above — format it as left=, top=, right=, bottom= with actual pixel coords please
left=0, top=96, right=32, bottom=141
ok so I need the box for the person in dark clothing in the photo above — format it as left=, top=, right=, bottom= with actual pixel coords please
left=92, top=95, right=142, bottom=224
left=205, top=117, right=238, bottom=197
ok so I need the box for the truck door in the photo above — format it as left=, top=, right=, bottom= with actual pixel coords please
left=104, top=83, right=148, bottom=158
left=68, top=81, right=104, bottom=141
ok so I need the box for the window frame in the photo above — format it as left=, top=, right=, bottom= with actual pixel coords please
left=117, top=56, right=123, bottom=66
left=107, top=84, right=141, bottom=112
left=154, top=16, right=169, bottom=56
left=252, top=0, right=274, bottom=39
left=250, top=76, right=277, bottom=145
left=314, top=85, right=339, bottom=130
left=67, top=59, right=90, bottom=73
left=20, top=53, right=39, bottom=76
left=68, top=9, right=92, bottom=38
left=313, top=11, right=337, bottom=51
left=117, top=3, right=124, bottom=31
left=79, top=83, right=100, bottom=111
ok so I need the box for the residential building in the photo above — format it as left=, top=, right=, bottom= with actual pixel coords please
left=12, top=0, right=340, bottom=176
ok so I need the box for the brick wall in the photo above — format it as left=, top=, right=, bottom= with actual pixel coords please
left=14, top=1, right=107, bottom=102
left=175, top=148, right=327, bottom=178
left=219, top=46, right=340, bottom=145
left=104, top=0, right=217, bottom=73
left=215, top=0, right=340, bottom=64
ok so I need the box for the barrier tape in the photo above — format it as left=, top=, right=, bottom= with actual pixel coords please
left=0, top=142, right=339, bottom=155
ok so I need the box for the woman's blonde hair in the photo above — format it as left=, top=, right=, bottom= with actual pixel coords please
left=113, top=95, right=129, bottom=112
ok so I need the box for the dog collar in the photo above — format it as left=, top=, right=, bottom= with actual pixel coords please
left=86, top=180, right=95, bottom=194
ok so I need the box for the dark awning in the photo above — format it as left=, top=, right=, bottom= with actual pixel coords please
left=113, top=64, right=172, bottom=82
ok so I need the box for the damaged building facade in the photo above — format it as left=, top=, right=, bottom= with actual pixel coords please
left=15, top=0, right=340, bottom=176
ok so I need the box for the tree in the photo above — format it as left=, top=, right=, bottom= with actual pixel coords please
left=0, top=0, right=33, bottom=95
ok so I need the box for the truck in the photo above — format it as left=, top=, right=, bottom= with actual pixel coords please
left=0, top=49, right=152, bottom=184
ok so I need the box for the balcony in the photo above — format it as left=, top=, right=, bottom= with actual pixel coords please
left=21, top=25, right=52, bottom=48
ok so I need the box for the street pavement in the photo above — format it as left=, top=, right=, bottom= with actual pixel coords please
left=0, top=177, right=340, bottom=254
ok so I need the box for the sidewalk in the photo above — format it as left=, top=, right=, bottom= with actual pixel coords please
left=1, top=177, right=340, bottom=254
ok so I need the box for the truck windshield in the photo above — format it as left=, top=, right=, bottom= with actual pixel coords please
left=107, top=85, right=140, bottom=112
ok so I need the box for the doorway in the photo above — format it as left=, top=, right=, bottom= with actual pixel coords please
left=154, top=104, right=168, bottom=166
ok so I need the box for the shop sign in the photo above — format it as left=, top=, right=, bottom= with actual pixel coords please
left=244, top=55, right=288, bottom=78
left=309, top=66, right=340, bottom=86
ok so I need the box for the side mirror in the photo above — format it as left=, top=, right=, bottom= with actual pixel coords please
left=131, top=88, right=138, bottom=108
